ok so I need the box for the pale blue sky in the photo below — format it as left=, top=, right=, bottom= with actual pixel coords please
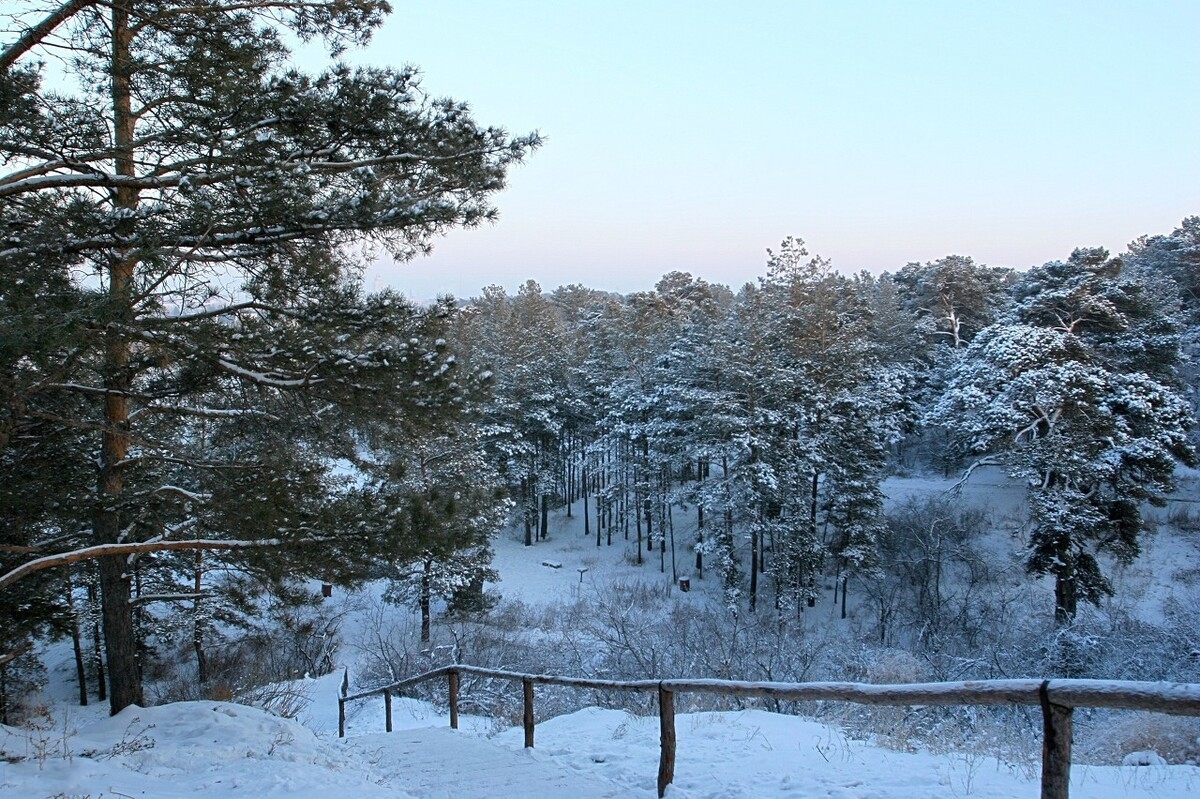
left=340, top=1, right=1198, bottom=300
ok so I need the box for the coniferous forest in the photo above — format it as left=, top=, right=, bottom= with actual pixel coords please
left=2, top=4, right=1199, bottom=770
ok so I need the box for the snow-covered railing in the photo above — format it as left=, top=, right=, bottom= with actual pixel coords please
left=338, top=665, right=1200, bottom=799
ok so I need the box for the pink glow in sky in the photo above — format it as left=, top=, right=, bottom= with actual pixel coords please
left=329, top=1, right=1199, bottom=300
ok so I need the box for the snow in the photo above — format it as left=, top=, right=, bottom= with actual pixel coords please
left=1124, top=751, right=1170, bottom=767
left=4, top=698, right=1198, bottom=798
left=0, top=701, right=407, bottom=798
left=5, top=471, right=1200, bottom=798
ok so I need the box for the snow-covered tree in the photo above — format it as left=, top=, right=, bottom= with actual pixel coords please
left=457, top=282, right=576, bottom=546
left=374, top=432, right=508, bottom=643
left=1, top=0, right=536, bottom=712
left=934, top=248, right=1195, bottom=622
left=1125, top=216, right=1200, bottom=447
left=753, top=242, right=906, bottom=615
left=894, top=256, right=1015, bottom=350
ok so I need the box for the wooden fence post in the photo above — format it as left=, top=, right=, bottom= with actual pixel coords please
left=657, top=684, right=676, bottom=798
left=1040, top=681, right=1073, bottom=799
left=448, top=670, right=460, bottom=730
left=523, top=678, right=535, bottom=748
left=384, top=688, right=393, bottom=733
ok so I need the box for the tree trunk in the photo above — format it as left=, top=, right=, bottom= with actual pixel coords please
left=643, top=499, right=652, bottom=564
left=96, top=552, right=140, bottom=711
left=810, top=470, right=819, bottom=542
left=539, top=493, right=548, bottom=541
left=583, top=464, right=592, bottom=541
left=95, top=0, right=144, bottom=715
left=749, top=523, right=759, bottom=613
left=87, top=577, right=106, bottom=702
left=1053, top=532, right=1077, bottom=625
left=193, top=552, right=208, bottom=684
left=1054, top=573, right=1077, bottom=626
left=565, top=437, right=574, bottom=517
left=668, top=501, right=677, bottom=581
left=622, top=459, right=630, bottom=541
left=635, top=482, right=643, bottom=564
left=65, top=572, right=88, bottom=706
left=521, top=476, right=532, bottom=546
left=420, top=559, right=432, bottom=643
left=658, top=497, right=665, bottom=573
left=695, top=460, right=704, bottom=578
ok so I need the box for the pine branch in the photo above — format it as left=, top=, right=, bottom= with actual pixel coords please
left=129, top=592, right=208, bottom=606
left=0, top=0, right=99, bottom=73
left=947, top=455, right=1003, bottom=495
left=128, top=404, right=283, bottom=423
left=138, top=300, right=294, bottom=325
left=0, top=641, right=33, bottom=667
left=0, top=145, right=508, bottom=198
left=0, top=536, right=335, bottom=591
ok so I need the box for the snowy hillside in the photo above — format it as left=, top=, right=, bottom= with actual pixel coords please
left=3, top=694, right=1199, bottom=798
left=4, top=467, right=1199, bottom=798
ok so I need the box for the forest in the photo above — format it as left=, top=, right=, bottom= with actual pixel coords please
left=1, top=4, right=1198, bottom=767
left=5, top=211, right=1200, bottom=728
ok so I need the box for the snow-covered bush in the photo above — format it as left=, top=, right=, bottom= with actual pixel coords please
left=1079, top=710, right=1200, bottom=766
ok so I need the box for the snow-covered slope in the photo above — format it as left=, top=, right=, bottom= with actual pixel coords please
left=3, top=698, right=1198, bottom=798
left=5, top=469, right=1199, bottom=797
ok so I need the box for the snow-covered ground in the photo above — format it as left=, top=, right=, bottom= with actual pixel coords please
left=4, top=690, right=1199, bottom=797
left=3, top=468, right=1199, bottom=797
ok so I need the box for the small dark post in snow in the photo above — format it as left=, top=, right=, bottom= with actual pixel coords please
left=1040, top=681, right=1073, bottom=799
left=448, top=670, right=460, bottom=729
left=384, top=688, right=392, bottom=733
left=523, top=678, right=535, bottom=748
left=577, top=567, right=588, bottom=583
left=657, top=684, right=676, bottom=798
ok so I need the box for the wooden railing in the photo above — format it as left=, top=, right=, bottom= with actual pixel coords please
left=338, top=665, right=1200, bottom=799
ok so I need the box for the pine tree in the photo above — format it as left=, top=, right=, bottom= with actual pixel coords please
left=893, top=256, right=1015, bottom=350
left=1125, top=216, right=1200, bottom=448
left=1, top=0, right=536, bottom=712
left=756, top=241, right=903, bottom=615
left=376, top=432, right=507, bottom=643
left=934, top=248, right=1195, bottom=622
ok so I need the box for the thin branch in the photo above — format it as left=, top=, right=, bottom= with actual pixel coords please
left=947, top=455, right=1002, bottom=495
left=129, top=404, right=283, bottom=423
left=152, top=485, right=212, bottom=502
left=130, top=592, right=207, bottom=606
left=114, top=454, right=259, bottom=470
left=0, top=0, right=99, bottom=73
left=138, top=300, right=291, bottom=325
left=0, top=641, right=33, bottom=667
left=0, top=146, right=500, bottom=198
left=0, top=536, right=334, bottom=591
left=216, top=357, right=321, bottom=388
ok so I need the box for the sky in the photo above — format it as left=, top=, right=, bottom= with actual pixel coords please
left=327, top=1, right=1200, bottom=301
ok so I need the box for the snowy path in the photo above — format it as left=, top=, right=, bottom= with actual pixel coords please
left=4, top=694, right=1198, bottom=798
left=346, top=726, right=629, bottom=798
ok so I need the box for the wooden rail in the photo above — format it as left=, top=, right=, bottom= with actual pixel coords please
left=338, top=665, right=1200, bottom=799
